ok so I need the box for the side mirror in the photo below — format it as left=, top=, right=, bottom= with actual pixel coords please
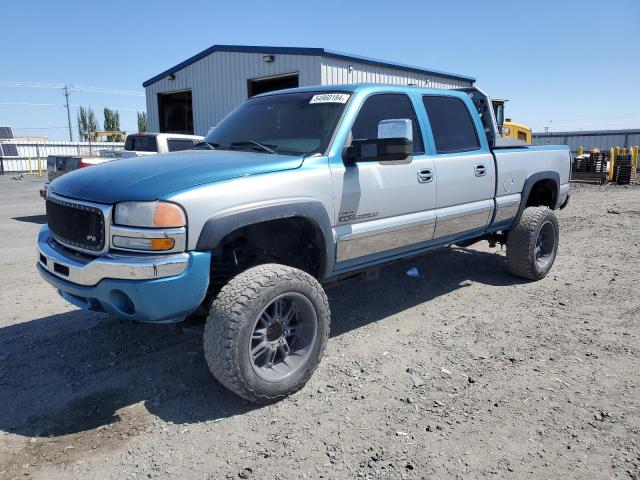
left=344, top=137, right=412, bottom=162
left=344, top=118, right=413, bottom=163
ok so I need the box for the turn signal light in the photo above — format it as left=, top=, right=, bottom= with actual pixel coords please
left=150, top=238, right=175, bottom=250
left=112, top=235, right=176, bottom=251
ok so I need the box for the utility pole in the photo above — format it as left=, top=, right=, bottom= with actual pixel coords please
left=63, top=84, right=73, bottom=142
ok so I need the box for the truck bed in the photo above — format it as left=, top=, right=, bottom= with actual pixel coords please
left=493, top=145, right=571, bottom=199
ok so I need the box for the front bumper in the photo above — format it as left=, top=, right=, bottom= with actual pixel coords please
left=37, top=226, right=210, bottom=323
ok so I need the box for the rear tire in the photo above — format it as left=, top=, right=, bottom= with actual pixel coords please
left=203, top=263, right=330, bottom=403
left=506, top=207, right=559, bottom=280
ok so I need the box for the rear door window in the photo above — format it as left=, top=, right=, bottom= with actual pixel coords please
left=167, top=139, right=196, bottom=152
left=422, top=96, right=480, bottom=154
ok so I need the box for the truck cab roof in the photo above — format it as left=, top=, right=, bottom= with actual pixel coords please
left=130, top=132, right=203, bottom=140
left=256, top=83, right=473, bottom=100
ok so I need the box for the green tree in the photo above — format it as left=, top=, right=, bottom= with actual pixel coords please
left=77, top=106, right=99, bottom=141
left=103, top=108, right=123, bottom=141
left=137, top=111, right=148, bottom=133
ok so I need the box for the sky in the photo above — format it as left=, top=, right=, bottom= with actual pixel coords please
left=1, top=0, right=639, bottom=140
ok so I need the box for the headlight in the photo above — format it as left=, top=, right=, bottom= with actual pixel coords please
left=114, top=201, right=186, bottom=228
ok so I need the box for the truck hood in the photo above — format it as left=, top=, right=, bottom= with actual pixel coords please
left=49, top=150, right=305, bottom=204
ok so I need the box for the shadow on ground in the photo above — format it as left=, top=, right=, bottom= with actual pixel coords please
left=12, top=214, right=47, bottom=224
left=0, top=246, right=523, bottom=439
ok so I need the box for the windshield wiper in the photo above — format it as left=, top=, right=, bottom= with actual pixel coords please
left=192, top=141, right=219, bottom=150
left=229, top=141, right=278, bottom=154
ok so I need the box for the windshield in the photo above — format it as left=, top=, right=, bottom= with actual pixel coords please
left=202, top=92, right=350, bottom=156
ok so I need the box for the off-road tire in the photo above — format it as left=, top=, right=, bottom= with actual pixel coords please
left=203, top=263, right=330, bottom=404
left=506, top=207, right=559, bottom=280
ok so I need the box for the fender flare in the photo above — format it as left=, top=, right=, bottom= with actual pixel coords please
left=512, top=171, right=560, bottom=227
left=195, top=200, right=335, bottom=278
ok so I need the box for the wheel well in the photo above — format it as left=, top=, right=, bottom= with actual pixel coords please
left=210, top=217, right=325, bottom=292
left=525, top=179, right=557, bottom=208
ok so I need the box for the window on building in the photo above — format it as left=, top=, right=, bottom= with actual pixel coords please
left=158, top=90, right=194, bottom=134
left=247, top=74, right=299, bottom=98
left=350, top=94, right=424, bottom=154
left=422, top=95, right=480, bottom=154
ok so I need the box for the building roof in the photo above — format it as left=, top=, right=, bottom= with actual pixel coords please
left=142, top=44, right=475, bottom=88
left=533, top=129, right=640, bottom=137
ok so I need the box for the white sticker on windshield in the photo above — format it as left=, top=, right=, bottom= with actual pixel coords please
left=309, top=93, right=350, bottom=104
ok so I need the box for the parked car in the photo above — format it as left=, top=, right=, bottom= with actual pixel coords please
left=40, top=133, right=203, bottom=197
left=37, top=84, right=570, bottom=403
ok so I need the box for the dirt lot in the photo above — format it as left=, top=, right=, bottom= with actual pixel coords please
left=0, top=176, right=638, bottom=480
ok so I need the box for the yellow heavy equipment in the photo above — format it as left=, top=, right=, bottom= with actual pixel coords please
left=492, top=99, right=532, bottom=144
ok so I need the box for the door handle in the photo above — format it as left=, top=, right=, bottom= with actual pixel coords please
left=417, top=169, right=434, bottom=183
left=474, top=164, right=487, bottom=177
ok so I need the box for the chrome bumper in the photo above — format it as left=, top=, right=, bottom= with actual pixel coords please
left=37, top=225, right=189, bottom=286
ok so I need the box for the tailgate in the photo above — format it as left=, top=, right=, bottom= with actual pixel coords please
left=47, top=155, right=82, bottom=181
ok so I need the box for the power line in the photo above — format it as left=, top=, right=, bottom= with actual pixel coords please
left=0, top=80, right=144, bottom=96
left=0, top=80, right=65, bottom=89
left=0, top=102, right=59, bottom=106
left=12, top=126, right=69, bottom=130
left=0, top=102, right=143, bottom=111
left=70, top=84, right=144, bottom=97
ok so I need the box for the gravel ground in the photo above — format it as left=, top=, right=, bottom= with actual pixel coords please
left=0, top=176, right=639, bottom=480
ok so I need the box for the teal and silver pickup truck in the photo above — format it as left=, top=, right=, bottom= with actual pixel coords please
left=37, top=84, right=570, bottom=403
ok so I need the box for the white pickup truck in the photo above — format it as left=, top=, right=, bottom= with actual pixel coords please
left=41, top=133, right=202, bottom=197
left=38, top=84, right=570, bottom=403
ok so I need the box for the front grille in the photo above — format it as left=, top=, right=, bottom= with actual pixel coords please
left=46, top=196, right=105, bottom=252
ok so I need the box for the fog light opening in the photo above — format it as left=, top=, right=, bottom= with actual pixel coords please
left=109, top=289, right=135, bottom=316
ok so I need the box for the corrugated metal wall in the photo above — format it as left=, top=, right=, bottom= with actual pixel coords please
left=320, top=57, right=473, bottom=89
left=533, top=130, right=640, bottom=153
left=145, top=52, right=321, bottom=135
left=145, top=51, right=473, bottom=136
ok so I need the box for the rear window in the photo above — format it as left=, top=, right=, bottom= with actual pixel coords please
left=422, top=96, right=480, bottom=154
left=125, top=135, right=158, bottom=152
left=167, top=139, right=196, bottom=152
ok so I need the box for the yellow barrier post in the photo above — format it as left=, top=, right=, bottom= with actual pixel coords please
left=632, top=146, right=639, bottom=183
left=577, top=146, right=584, bottom=156
left=28, top=157, right=32, bottom=175
left=608, top=148, right=616, bottom=182
left=37, top=158, right=42, bottom=177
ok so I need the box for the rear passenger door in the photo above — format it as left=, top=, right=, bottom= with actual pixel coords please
left=421, top=95, right=496, bottom=239
left=331, top=93, right=437, bottom=264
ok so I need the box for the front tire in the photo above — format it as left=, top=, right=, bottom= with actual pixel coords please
left=506, top=207, right=559, bottom=280
left=203, top=264, right=330, bottom=403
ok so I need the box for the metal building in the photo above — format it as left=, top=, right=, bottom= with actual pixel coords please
left=533, top=129, right=640, bottom=154
left=142, top=45, right=475, bottom=136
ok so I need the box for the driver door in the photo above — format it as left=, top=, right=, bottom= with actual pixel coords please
left=330, top=93, right=437, bottom=265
